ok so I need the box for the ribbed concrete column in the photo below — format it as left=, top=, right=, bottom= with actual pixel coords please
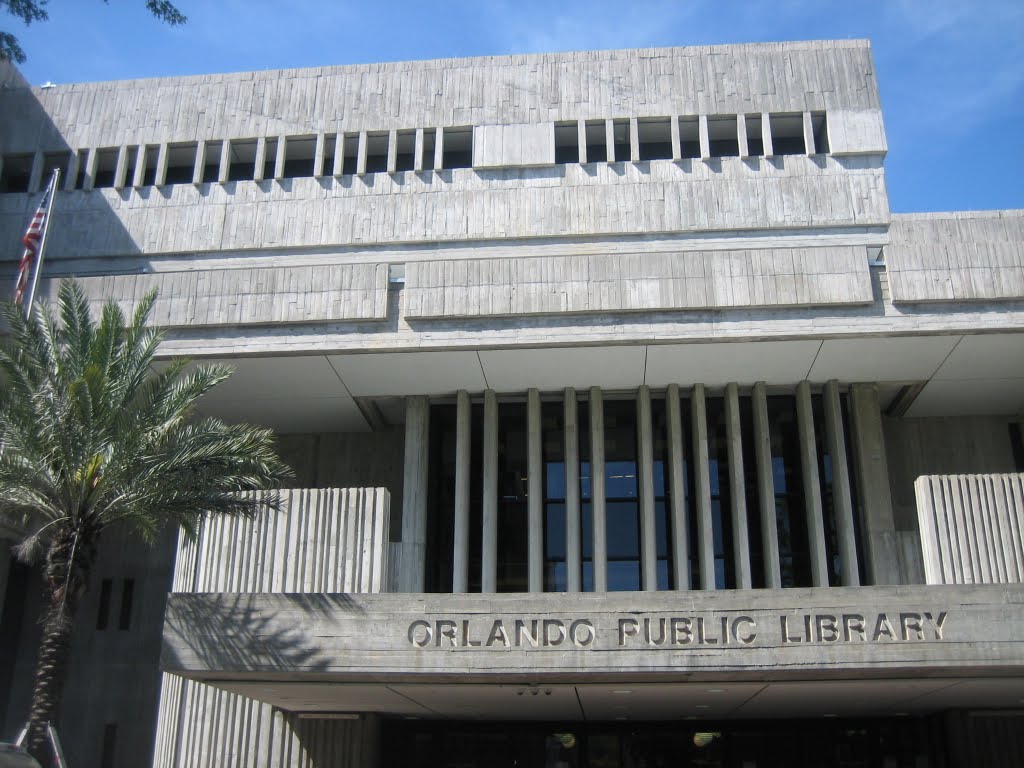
left=413, top=128, right=425, bottom=172
left=761, top=112, right=774, bottom=157
left=64, top=151, right=79, bottom=190
left=637, top=386, right=658, bottom=591
left=452, top=390, right=471, bottom=593
left=725, top=383, right=752, bottom=589
left=132, top=145, right=147, bottom=187
left=590, top=387, right=607, bottom=592
left=737, top=114, right=749, bottom=158
left=698, top=114, right=711, bottom=160
left=399, top=396, right=430, bottom=592
left=215, top=141, right=229, bottom=183
left=386, top=129, right=398, bottom=174
left=692, top=384, right=716, bottom=589
left=82, top=147, right=98, bottom=190
left=752, top=382, right=781, bottom=588
left=796, top=381, right=829, bottom=586
left=331, top=134, right=344, bottom=176
left=253, top=137, right=267, bottom=182
left=313, top=133, right=326, bottom=177
left=666, top=384, right=689, bottom=589
left=565, top=388, right=582, bottom=592
left=849, top=383, right=900, bottom=584
left=481, top=389, right=498, bottom=593
left=527, top=388, right=543, bottom=592
left=434, top=126, right=445, bottom=171
left=605, top=120, right=616, bottom=162
left=670, top=117, right=682, bottom=161
left=356, top=131, right=368, bottom=176
left=274, top=135, right=287, bottom=180
left=824, top=380, right=860, bottom=586
left=577, top=120, right=588, bottom=164
left=113, top=145, right=129, bottom=188
left=629, top=117, right=640, bottom=163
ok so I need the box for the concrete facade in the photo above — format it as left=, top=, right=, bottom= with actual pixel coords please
left=1, top=39, right=1023, bottom=768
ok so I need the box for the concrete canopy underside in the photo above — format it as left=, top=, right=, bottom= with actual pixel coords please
left=163, top=585, right=1024, bottom=719
left=181, top=333, right=1024, bottom=433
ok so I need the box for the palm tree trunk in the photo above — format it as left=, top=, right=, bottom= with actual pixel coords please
left=26, top=521, right=97, bottom=764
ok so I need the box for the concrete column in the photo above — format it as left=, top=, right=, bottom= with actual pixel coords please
left=114, top=145, right=129, bottom=189
left=666, top=383, right=689, bottom=590
left=824, top=380, right=860, bottom=586
left=796, top=381, right=829, bottom=587
left=218, top=140, right=231, bottom=183
left=590, top=387, right=607, bottom=592
left=414, top=128, right=425, bottom=172
left=577, top=120, right=588, bottom=164
left=433, top=126, right=445, bottom=171
left=803, top=111, right=816, bottom=155
left=154, top=144, right=169, bottom=186
left=605, top=120, right=616, bottom=162
left=192, top=140, right=205, bottom=185
left=64, top=151, right=79, bottom=190
left=331, top=134, right=344, bottom=176
left=762, top=112, right=774, bottom=157
left=564, top=388, right=582, bottom=593
left=132, top=145, right=147, bottom=187
left=629, top=117, right=640, bottom=163
left=253, top=137, right=267, bottom=182
left=692, top=384, right=716, bottom=589
left=527, top=388, right=543, bottom=593
left=452, top=391, right=471, bottom=593
left=274, top=136, right=286, bottom=180
left=670, top=117, right=682, bottom=161
left=737, top=114, right=749, bottom=159
left=386, top=129, right=398, bottom=174
left=83, top=147, right=98, bottom=191
left=28, top=149, right=44, bottom=193
left=725, top=383, right=752, bottom=589
left=698, top=114, right=711, bottom=160
left=637, top=386, right=658, bottom=590
left=481, top=389, right=498, bottom=593
left=356, top=131, right=368, bottom=176
left=399, top=396, right=430, bottom=592
left=849, top=383, right=901, bottom=585
left=752, top=382, right=782, bottom=588
left=313, top=133, right=326, bottom=177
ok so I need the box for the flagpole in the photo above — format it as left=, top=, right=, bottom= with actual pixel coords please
left=25, top=168, right=60, bottom=321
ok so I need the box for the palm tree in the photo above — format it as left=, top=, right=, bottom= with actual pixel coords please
left=0, top=280, right=292, bottom=762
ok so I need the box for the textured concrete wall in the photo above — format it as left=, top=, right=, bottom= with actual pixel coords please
left=406, top=245, right=872, bottom=318
left=888, top=210, right=1024, bottom=303
left=916, top=473, right=1024, bottom=585
left=1, top=42, right=882, bottom=151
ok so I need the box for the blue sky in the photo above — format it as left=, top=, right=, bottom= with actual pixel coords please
left=9, top=0, right=1023, bottom=214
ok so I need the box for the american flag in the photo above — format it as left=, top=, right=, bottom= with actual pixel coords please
left=13, top=172, right=57, bottom=307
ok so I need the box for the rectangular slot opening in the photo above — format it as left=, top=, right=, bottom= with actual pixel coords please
left=41, top=151, right=71, bottom=187
left=420, top=128, right=436, bottom=170
left=811, top=111, right=829, bottom=154
left=118, top=578, right=134, bottom=630
left=93, top=148, right=119, bottom=188
left=554, top=121, right=580, bottom=164
left=707, top=115, right=739, bottom=157
left=96, top=578, right=112, bottom=630
left=342, top=133, right=360, bottom=175
left=395, top=130, right=416, bottom=171
left=611, top=118, right=630, bottom=162
left=164, top=143, right=196, bottom=185
left=637, top=117, right=672, bottom=160
left=365, top=131, right=389, bottom=174
left=584, top=120, right=607, bottom=163
left=74, top=149, right=89, bottom=188
left=100, top=723, right=117, bottom=768
left=227, top=139, right=257, bottom=181
left=121, top=146, right=138, bottom=188
left=0, top=153, right=32, bottom=192
left=322, top=133, right=337, bottom=176
left=263, top=137, right=279, bottom=180
left=282, top=135, right=316, bottom=178
left=744, top=115, right=764, bottom=157
left=141, top=145, right=159, bottom=186
left=770, top=113, right=806, bottom=155
left=442, top=126, right=472, bottom=169
left=201, top=141, right=222, bottom=183
left=678, top=116, right=700, bottom=158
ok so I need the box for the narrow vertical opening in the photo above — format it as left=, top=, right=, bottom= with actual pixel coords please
left=342, top=133, right=360, bottom=175
left=739, top=396, right=764, bottom=587
left=542, top=400, right=567, bottom=591
left=611, top=118, right=631, bottom=162
left=604, top=398, right=640, bottom=590
left=420, top=128, right=437, bottom=170
left=584, top=120, right=607, bottom=163
left=322, top=133, right=337, bottom=175
left=142, top=145, right=159, bottom=186
left=442, top=126, right=473, bottom=169
left=678, top=116, right=700, bottom=158
left=93, top=148, right=119, bottom=188
left=262, top=137, right=279, bottom=179
left=164, top=143, right=196, bottom=185
left=201, top=140, right=222, bottom=183
left=425, top=404, right=457, bottom=593
left=74, top=149, right=90, bottom=188
left=227, top=139, right=257, bottom=181
left=637, top=117, right=672, bottom=160
left=395, top=130, right=416, bottom=171
left=578, top=399, right=593, bottom=591
left=282, top=135, right=315, bottom=178
left=96, top=578, right=113, bottom=630
left=707, top=116, right=739, bottom=158
left=0, top=153, right=32, bottom=192
left=365, top=131, right=389, bottom=173
left=42, top=151, right=71, bottom=187
left=118, top=577, right=134, bottom=630
left=744, top=115, right=764, bottom=157
left=554, top=121, right=580, bottom=164
left=811, top=111, right=829, bottom=154
left=122, top=146, right=138, bottom=187
left=100, top=723, right=117, bottom=768
left=769, top=113, right=806, bottom=155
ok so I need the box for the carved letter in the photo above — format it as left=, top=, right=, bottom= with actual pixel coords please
left=925, top=611, right=948, bottom=640
left=900, top=612, right=924, bottom=641
left=570, top=620, right=595, bottom=648
left=461, top=619, right=482, bottom=647
left=543, top=619, right=566, bottom=647
left=645, top=618, right=668, bottom=646
left=671, top=618, right=692, bottom=645
left=619, top=618, right=640, bottom=646
left=436, top=619, right=458, bottom=647
left=732, top=616, right=757, bottom=645
left=697, top=617, right=717, bottom=645
left=516, top=619, right=540, bottom=648
left=781, top=615, right=802, bottom=643
left=816, top=615, right=839, bottom=642
left=487, top=620, right=511, bottom=647
left=872, top=614, right=896, bottom=642
left=843, top=614, right=866, bottom=642
left=409, top=620, right=431, bottom=648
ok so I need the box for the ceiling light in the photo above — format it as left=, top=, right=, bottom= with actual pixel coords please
left=612, top=689, right=633, bottom=695
left=695, top=704, right=710, bottom=709
left=706, top=688, right=726, bottom=693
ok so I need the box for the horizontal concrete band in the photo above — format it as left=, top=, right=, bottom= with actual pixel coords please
left=162, top=584, right=1024, bottom=680
left=405, top=246, right=873, bottom=318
